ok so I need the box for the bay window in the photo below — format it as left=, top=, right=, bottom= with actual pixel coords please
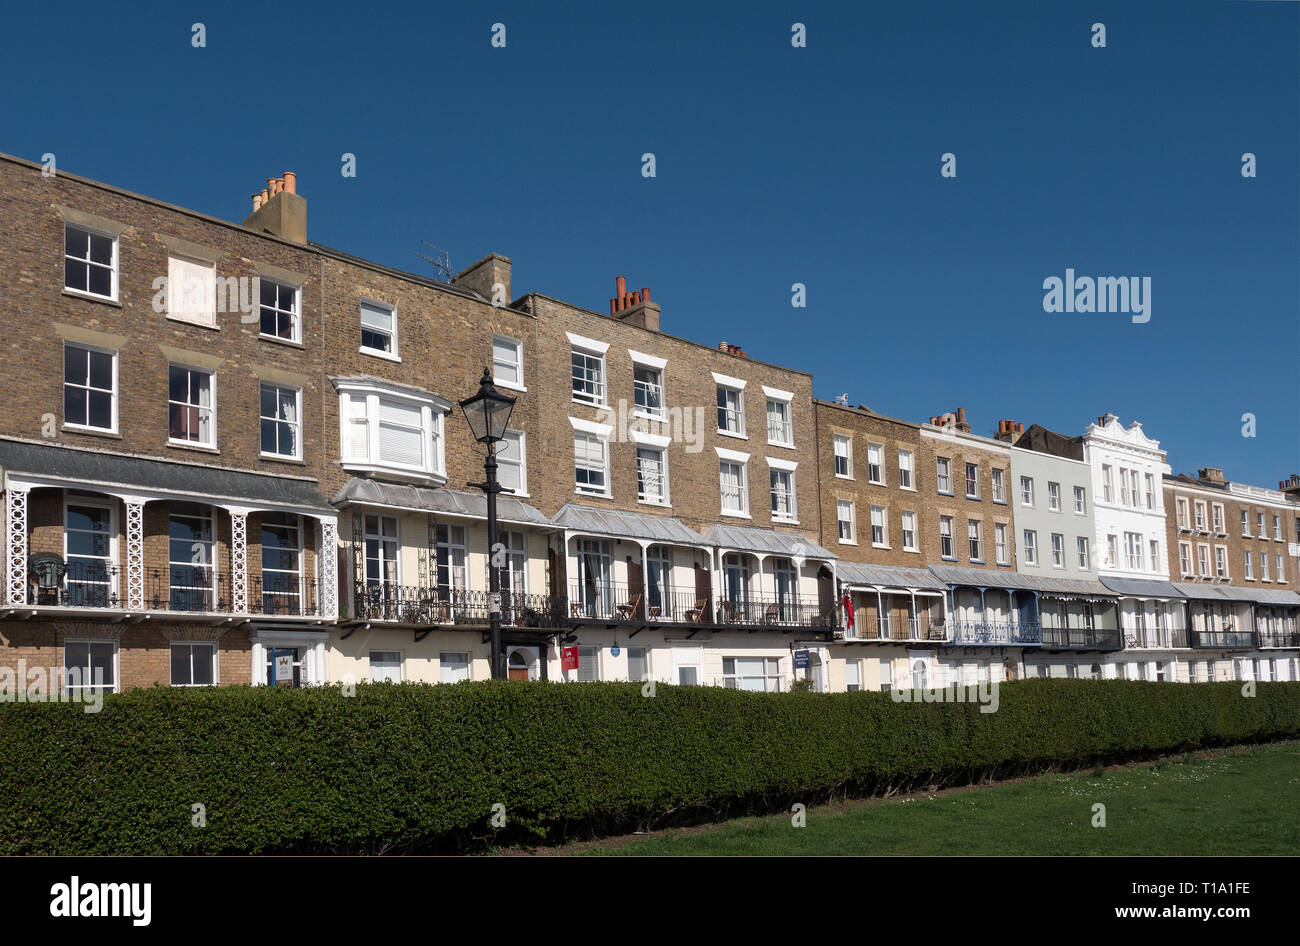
left=338, top=381, right=450, bottom=482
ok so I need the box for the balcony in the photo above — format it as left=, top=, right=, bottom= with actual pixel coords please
left=565, top=581, right=838, bottom=630
left=845, top=615, right=945, bottom=643
left=1190, top=629, right=1258, bottom=650
left=24, top=561, right=320, bottom=616
left=1126, top=629, right=1190, bottom=649
left=1259, top=631, right=1300, bottom=648
left=351, top=584, right=565, bottom=628
left=714, top=594, right=839, bottom=629
left=1040, top=626, right=1123, bottom=650
left=949, top=621, right=1042, bottom=645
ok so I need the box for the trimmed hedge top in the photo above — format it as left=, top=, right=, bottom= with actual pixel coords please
left=0, top=678, right=1296, bottom=854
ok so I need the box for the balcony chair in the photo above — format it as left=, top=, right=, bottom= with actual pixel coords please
left=685, top=599, right=707, bottom=624
left=763, top=603, right=781, bottom=625
left=616, top=593, right=642, bottom=622
left=28, top=554, right=67, bottom=606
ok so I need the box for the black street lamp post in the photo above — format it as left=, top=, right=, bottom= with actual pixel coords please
left=459, top=367, right=517, bottom=680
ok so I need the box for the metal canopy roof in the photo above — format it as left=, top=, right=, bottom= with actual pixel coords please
left=1171, top=582, right=1242, bottom=602
left=0, top=437, right=332, bottom=511
left=837, top=562, right=946, bottom=591
left=333, top=478, right=552, bottom=527
left=927, top=564, right=1040, bottom=592
left=1232, top=587, right=1300, bottom=606
left=1171, top=582, right=1300, bottom=606
left=552, top=504, right=707, bottom=545
left=1098, top=577, right=1187, bottom=599
left=704, top=523, right=836, bottom=560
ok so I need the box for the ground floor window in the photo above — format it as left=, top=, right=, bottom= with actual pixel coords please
left=64, top=640, right=116, bottom=693
left=722, top=656, right=781, bottom=692
left=576, top=645, right=601, bottom=682
left=879, top=659, right=893, bottom=691
left=439, top=652, right=469, bottom=683
left=170, top=642, right=216, bottom=686
left=845, top=659, right=861, bottom=691
left=626, top=646, right=649, bottom=682
left=370, top=650, right=403, bottom=682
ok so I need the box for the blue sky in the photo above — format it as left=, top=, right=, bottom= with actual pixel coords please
left=3, top=0, right=1296, bottom=485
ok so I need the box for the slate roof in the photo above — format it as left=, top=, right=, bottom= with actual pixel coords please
left=0, top=438, right=332, bottom=510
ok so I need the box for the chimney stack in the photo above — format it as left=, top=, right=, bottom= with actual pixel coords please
left=242, top=171, right=307, bottom=244
left=1198, top=467, right=1226, bottom=484
left=1280, top=474, right=1300, bottom=499
left=608, top=275, right=660, bottom=331
left=995, top=419, right=1021, bottom=443
left=453, top=254, right=513, bottom=306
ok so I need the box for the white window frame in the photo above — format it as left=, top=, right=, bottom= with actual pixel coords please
left=359, top=298, right=399, bottom=360
left=62, top=342, right=119, bottom=434
left=1047, top=481, right=1061, bottom=512
left=492, top=335, right=525, bottom=392
left=995, top=522, right=1009, bottom=564
left=1050, top=532, right=1064, bottom=568
left=868, top=443, right=887, bottom=486
left=936, top=457, right=952, bottom=494
left=1179, top=541, right=1193, bottom=576
left=939, top=516, right=955, bottom=559
left=1244, top=550, right=1254, bottom=580
left=990, top=467, right=1005, bottom=503
left=1023, top=529, right=1038, bottom=565
left=369, top=650, right=404, bottom=683
left=899, top=450, right=915, bottom=490
left=63, top=639, right=119, bottom=695
left=718, top=451, right=750, bottom=517
left=768, top=459, right=798, bottom=523
left=837, top=500, right=856, bottom=544
left=964, top=462, right=979, bottom=499
left=259, top=381, right=302, bottom=460
left=901, top=510, right=918, bottom=552
left=1020, top=475, right=1034, bottom=507
left=871, top=505, right=888, bottom=548
left=63, top=223, right=119, bottom=302
left=1215, top=546, right=1229, bottom=580
left=498, top=429, right=528, bottom=496
left=833, top=435, right=853, bottom=479
left=636, top=443, right=670, bottom=506
left=716, top=383, right=746, bottom=438
left=763, top=386, right=794, bottom=448
left=1074, top=486, right=1086, bottom=515
left=167, top=363, right=217, bottom=449
left=338, top=380, right=450, bottom=482
left=968, top=519, right=983, bottom=562
left=1077, top=536, right=1090, bottom=570
left=573, top=419, right=613, bottom=497
left=259, top=277, right=302, bottom=344
left=170, top=641, right=217, bottom=687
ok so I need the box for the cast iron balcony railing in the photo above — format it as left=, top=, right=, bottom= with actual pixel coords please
left=352, top=583, right=565, bottom=628
left=949, top=620, right=1042, bottom=645
left=29, top=561, right=319, bottom=615
left=1125, top=628, right=1190, bottom=649
left=844, top=612, right=942, bottom=642
left=713, top=594, right=838, bottom=628
left=1190, top=629, right=1258, bottom=650
left=1258, top=630, right=1300, bottom=648
left=1040, top=626, right=1123, bottom=650
left=567, top=581, right=707, bottom=624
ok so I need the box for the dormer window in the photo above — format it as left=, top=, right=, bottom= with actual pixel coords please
left=337, top=379, right=449, bottom=483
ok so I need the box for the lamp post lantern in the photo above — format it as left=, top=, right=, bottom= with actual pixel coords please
left=460, top=367, right=517, bottom=680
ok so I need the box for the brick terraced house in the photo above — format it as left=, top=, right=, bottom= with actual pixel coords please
left=0, top=152, right=1296, bottom=693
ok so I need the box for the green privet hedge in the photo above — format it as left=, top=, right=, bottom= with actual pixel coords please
left=0, top=678, right=1297, bottom=854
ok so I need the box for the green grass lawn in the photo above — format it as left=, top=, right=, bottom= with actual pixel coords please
left=567, top=742, right=1300, bottom=856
